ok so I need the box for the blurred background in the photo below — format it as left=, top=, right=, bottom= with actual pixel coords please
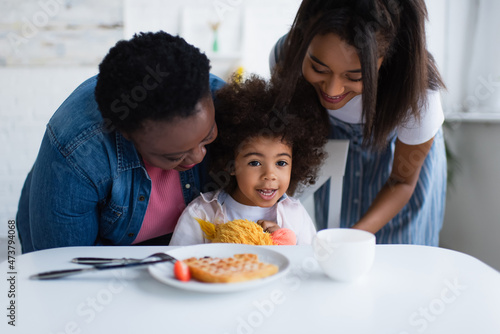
left=1, top=0, right=499, bottom=270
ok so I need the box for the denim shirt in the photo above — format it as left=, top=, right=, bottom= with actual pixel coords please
left=16, top=74, right=225, bottom=253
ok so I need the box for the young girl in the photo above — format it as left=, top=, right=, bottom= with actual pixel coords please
left=270, top=0, right=447, bottom=245
left=170, top=76, right=329, bottom=245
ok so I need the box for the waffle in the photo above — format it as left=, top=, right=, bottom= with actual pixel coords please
left=183, top=253, right=279, bottom=283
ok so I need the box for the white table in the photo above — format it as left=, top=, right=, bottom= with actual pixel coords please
left=2, top=245, right=500, bottom=334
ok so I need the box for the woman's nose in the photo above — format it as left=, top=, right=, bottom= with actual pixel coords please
left=324, top=75, right=345, bottom=97
left=187, top=145, right=207, bottom=165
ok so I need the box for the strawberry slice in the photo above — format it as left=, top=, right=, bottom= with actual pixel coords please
left=173, top=260, right=191, bottom=282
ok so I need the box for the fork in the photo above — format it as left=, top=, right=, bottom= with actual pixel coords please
left=71, top=252, right=173, bottom=265
left=30, top=253, right=177, bottom=280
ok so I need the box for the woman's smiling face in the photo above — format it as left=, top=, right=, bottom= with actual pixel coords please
left=302, top=33, right=383, bottom=110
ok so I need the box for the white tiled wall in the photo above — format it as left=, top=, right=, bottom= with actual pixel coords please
left=0, top=0, right=123, bottom=66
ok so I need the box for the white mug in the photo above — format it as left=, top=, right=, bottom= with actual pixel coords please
left=312, top=228, right=376, bottom=282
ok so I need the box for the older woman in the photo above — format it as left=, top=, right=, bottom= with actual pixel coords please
left=17, top=31, right=225, bottom=252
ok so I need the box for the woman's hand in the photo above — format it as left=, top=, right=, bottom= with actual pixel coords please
left=257, top=220, right=281, bottom=233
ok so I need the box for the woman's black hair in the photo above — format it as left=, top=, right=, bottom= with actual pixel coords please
left=95, top=31, right=210, bottom=134
left=211, top=75, right=329, bottom=196
left=273, top=0, right=445, bottom=148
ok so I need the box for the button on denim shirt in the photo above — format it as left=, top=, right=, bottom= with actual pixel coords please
left=17, top=74, right=225, bottom=253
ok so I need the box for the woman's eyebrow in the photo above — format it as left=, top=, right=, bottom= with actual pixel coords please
left=308, top=53, right=362, bottom=73
left=309, top=53, right=329, bottom=67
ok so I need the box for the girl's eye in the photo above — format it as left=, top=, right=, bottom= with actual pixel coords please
left=348, top=77, right=363, bottom=82
left=248, top=161, right=261, bottom=167
left=276, top=161, right=288, bottom=167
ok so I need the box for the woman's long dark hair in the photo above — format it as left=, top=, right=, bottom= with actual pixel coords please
left=272, top=0, right=445, bottom=149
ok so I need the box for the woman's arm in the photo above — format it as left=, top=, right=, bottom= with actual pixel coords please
left=351, top=137, right=434, bottom=233
left=28, top=135, right=100, bottom=250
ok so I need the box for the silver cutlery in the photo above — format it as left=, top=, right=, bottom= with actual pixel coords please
left=30, top=253, right=176, bottom=280
left=71, top=252, right=173, bottom=265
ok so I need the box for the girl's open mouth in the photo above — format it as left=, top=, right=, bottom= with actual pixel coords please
left=257, top=189, right=277, bottom=200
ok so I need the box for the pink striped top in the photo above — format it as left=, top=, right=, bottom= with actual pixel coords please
left=132, top=162, right=186, bottom=244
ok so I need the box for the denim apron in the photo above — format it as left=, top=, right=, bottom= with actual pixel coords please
left=316, top=115, right=447, bottom=246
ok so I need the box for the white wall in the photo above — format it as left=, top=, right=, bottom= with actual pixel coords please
left=124, top=0, right=302, bottom=80
left=428, top=0, right=500, bottom=271
left=0, top=0, right=123, bottom=66
left=441, top=122, right=500, bottom=271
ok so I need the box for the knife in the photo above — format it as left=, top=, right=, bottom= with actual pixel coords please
left=30, top=257, right=175, bottom=280
left=71, top=257, right=143, bottom=265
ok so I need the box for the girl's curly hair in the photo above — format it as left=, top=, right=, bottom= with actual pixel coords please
left=211, top=75, right=329, bottom=196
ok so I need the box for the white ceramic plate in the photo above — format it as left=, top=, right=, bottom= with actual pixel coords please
left=148, top=244, right=291, bottom=293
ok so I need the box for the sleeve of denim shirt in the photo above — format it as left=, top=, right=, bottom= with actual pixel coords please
left=209, top=73, right=226, bottom=95
left=28, top=131, right=100, bottom=250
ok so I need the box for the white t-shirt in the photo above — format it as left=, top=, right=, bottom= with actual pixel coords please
left=328, top=90, right=444, bottom=145
left=170, top=189, right=317, bottom=246
left=223, top=194, right=277, bottom=223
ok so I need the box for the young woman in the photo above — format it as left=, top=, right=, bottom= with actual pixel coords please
left=170, top=76, right=329, bottom=245
left=16, top=31, right=225, bottom=253
left=270, top=0, right=447, bottom=245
